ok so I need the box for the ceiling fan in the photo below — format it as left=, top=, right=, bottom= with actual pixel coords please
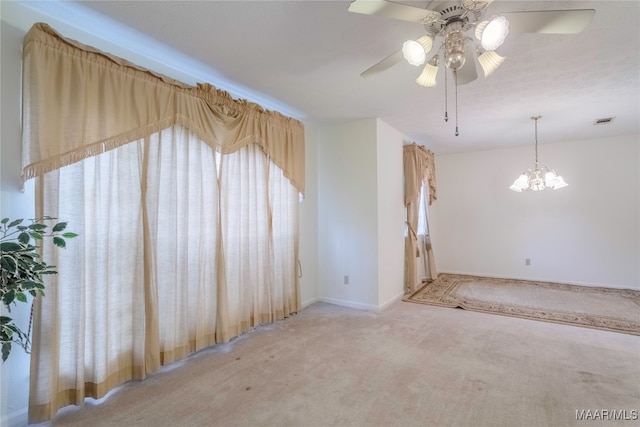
left=349, top=0, right=595, bottom=85
left=348, top=0, right=595, bottom=135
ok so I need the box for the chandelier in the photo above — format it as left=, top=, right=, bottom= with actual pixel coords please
left=509, top=116, right=568, bottom=192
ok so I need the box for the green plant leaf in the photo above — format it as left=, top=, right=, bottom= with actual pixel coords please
left=1, top=216, right=75, bottom=362
left=29, top=231, right=43, bottom=240
left=0, top=242, right=23, bottom=251
left=7, top=219, right=23, bottom=228
left=0, top=256, right=17, bottom=273
left=2, top=342, right=11, bottom=362
left=52, top=222, right=68, bottom=232
left=4, top=324, right=19, bottom=334
left=2, top=290, right=15, bottom=306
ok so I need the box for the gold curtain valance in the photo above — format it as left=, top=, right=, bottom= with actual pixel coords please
left=403, top=143, right=436, bottom=206
left=22, top=23, right=305, bottom=194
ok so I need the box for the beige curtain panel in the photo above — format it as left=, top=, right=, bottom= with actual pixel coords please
left=403, top=143, right=436, bottom=207
left=21, top=23, right=305, bottom=195
left=403, top=143, right=438, bottom=294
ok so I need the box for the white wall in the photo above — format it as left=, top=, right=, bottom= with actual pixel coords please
left=317, top=119, right=380, bottom=309
left=316, top=119, right=405, bottom=310
left=430, top=135, right=640, bottom=289
left=375, top=120, right=405, bottom=308
left=300, top=124, right=319, bottom=307
left=1, top=19, right=35, bottom=427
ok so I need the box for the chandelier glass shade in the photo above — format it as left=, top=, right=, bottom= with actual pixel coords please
left=509, top=116, right=568, bottom=192
left=510, top=167, right=568, bottom=192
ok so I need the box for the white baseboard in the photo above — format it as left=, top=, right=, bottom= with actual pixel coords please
left=317, top=296, right=379, bottom=311
left=301, top=297, right=320, bottom=309
left=378, top=290, right=406, bottom=311
left=317, top=291, right=405, bottom=312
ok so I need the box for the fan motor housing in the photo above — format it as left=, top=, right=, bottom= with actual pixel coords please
left=424, top=1, right=483, bottom=35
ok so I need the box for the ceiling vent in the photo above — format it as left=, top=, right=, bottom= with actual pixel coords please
left=593, top=117, right=615, bottom=125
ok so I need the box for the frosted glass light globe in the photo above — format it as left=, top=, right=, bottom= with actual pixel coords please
left=481, top=16, right=509, bottom=51
left=402, top=40, right=426, bottom=66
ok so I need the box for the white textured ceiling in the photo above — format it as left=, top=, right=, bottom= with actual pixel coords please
left=24, top=1, right=640, bottom=153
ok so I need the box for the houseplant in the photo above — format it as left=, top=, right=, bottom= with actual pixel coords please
left=0, top=217, right=77, bottom=361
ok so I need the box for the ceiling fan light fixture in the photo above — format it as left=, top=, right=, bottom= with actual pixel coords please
left=479, top=15, right=509, bottom=51
left=416, top=35, right=434, bottom=54
left=443, top=19, right=467, bottom=71
left=445, top=48, right=466, bottom=71
left=402, top=39, right=426, bottom=66
left=477, top=49, right=506, bottom=76
left=416, top=56, right=439, bottom=87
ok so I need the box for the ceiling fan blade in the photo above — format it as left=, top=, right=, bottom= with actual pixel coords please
left=455, top=49, right=477, bottom=86
left=361, top=49, right=404, bottom=78
left=502, top=9, right=595, bottom=34
left=348, top=0, right=439, bottom=24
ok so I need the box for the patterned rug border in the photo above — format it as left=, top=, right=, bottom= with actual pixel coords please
left=403, top=274, right=640, bottom=336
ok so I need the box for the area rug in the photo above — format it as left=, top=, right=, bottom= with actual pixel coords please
left=404, top=274, right=640, bottom=335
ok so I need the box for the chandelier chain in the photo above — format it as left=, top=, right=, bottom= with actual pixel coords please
left=532, top=115, right=541, bottom=166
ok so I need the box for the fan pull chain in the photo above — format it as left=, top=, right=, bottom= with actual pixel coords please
left=454, top=70, right=459, bottom=136
left=444, top=68, right=449, bottom=122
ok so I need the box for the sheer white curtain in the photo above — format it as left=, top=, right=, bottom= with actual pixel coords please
left=268, top=159, right=301, bottom=319
left=30, top=140, right=150, bottom=417
left=144, top=126, right=222, bottom=364
left=219, top=144, right=300, bottom=338
left=29, top=126, right=300, bottom=422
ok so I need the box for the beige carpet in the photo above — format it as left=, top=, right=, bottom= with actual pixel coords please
left=44, top=301, right=640, bottom=427
left=405, top=274, right=640, bottom=335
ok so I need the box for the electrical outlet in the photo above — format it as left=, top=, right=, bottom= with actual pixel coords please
left=525, top=258, right=531, bottom=266
left=344, top=275, right=349, bottom=285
